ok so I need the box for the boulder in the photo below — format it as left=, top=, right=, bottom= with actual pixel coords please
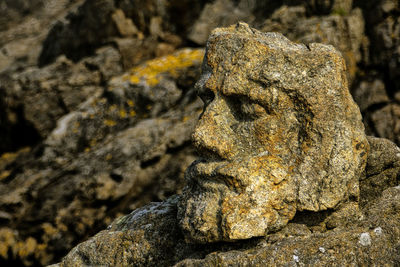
left=178, top=23, right=368, bottom=243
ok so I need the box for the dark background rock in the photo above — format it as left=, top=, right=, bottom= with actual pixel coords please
left=0, top=0, right=399, bottom=266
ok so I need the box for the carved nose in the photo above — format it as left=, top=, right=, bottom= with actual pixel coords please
left=192, top=97, right=238, bottom=160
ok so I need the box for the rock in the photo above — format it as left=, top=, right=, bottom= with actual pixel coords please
left=261, top=5, right=367, bottom=82
left=351, top=78, right=391, bottom=137
left=0, top=0, right=83, bottom=72
left=352, top=78, right=389, bottom=113
left=188, top=0, right=255, bottom=45
left=59, top=183, right=400, bottom=266
left=360, top=136, right=400, bottom=206
left=6, top=46, right=123, bottom=140
left=38, top=0, right=206, bottom=66
left=175, top=187, right=400, bottom=266
left=53, top=20, right=400, bottom=267
left=111, top=8, right=139, bottom=37
left=0, top=0, right=89, bottom=153
left=0, top=0, right=43, bottom=32
left=177, top=23, right=368, bottom=243
left=305, top=0, right=353, bottom=15
left=38, top=0, right=118, bottom=65
left=60, top=197, right=193, bottom=267
left=2, top=1, right=400, bottom=266
left=370, top=104, right=400, bottom=144
left=357, top=0, right=400, bottom=91
left=0, top=48, right=204, bottom=265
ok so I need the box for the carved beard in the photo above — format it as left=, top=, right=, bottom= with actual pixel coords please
left=177, top=159, right=298, bottom=243
left=177, top=161, right=225, bottom=243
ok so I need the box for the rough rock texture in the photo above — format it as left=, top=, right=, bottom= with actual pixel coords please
left=261, top=4, right=367, bottom=82
left=38, top=0, right=207, bottom=67
left=5, top=46, right=123, bottom=140
left=0, top=48, right=203, bottom=266
left=1, top=0, right=400, bottom=266
left=360, top=136, right=400, bottom=207
left=0, top=0, right=84, bottom=72
left=175, top=187, right=400, bottom=266
left=187, top=0, right=255, bottom=45
left=60, top=196, right=194, bottom=267
left=177, top=23, right=368, bottom=243
left=59, top=135, right=400, bottom=266
left=353, top=0, right=400, bottom=145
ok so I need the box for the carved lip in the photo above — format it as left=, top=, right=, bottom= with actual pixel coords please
left=189, top=158, right=226, bottom=176
left=188, top=158, right=243, bottom=192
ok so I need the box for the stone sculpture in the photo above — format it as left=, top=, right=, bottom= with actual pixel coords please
left=178, top=22, right=368, bottom=243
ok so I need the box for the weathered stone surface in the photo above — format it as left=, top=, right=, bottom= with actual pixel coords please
left=59, top=183, right=400, bottom=266
left=351, top=0, right=400, bottom=146
left=60, top=197, right=196, bottom=267
left=352, top=78, right=389, bottom=113
left=261, top=4, right=367, bottom=82
left=18, top=46, right=122, bottom=139
left=358, top=0, right=400, bottom=90
left=38, top=0, right=207, bottom=66
left=0, top=48, right=203, bottom=266
left=305, top=0, right=353, bottom=15
left=187, top=0, right=255, bottom=45
left=177, top=23, right=368, bottom=243
left=360, top=136, right=400, bottom=206
left=175, top=186, right=400, bottom=266
left=0, top=0, right=83, bottom=72
left=3, top=1, right=400, bottom=266
left=58, top=134, right=399, bottom=266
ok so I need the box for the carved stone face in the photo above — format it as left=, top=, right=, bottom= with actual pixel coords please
left=177, top=23, right=368, bottom=243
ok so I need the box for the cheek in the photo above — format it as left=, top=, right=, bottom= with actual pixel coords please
left=253, top=116, right=280, bottom=146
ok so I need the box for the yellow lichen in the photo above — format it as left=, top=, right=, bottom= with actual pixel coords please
left=105, top=154, right=112, bottom=161
left=17, top=237, right=37, bottom=258
left=0, top=243, right=8, bottom=259
left=129, top=110, right=136, bottom=117
left=57, top=223, right=68, bottom=232
left=0, top=171, right=10, bottom=180
left=119, top=109, right=127, bottom=118
left=104, top=119, right=117, bottom=127
left=125, top=48, right=204, bottom=86
left=1, top=152, right=17, bottom=161
left=42, top=223, right=58, bottom=238
left=127, top=100, right=135, bottom=107
left=109, top=105, right=117, bottom=112
left=0, top=228, right=16, bottom=259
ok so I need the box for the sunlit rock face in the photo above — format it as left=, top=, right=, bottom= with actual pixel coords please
left=178, top=22, right=368, bottom=243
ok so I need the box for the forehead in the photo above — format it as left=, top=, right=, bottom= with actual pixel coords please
left=201, top=37, right=289, bottom=103
left=202, top=31, right=342, bottom=105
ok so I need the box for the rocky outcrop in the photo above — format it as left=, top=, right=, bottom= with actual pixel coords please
left=59, top=136, right=400, bottom=266
left=0, top=48, right=203, bottom=266
left=178, top=23, right=367, bottom=243
left=352, top=0, right=400, bottom=145
left=57, top=23, right=399, bottom=266
left=38, top=0, right=207, bottom=67
left=1, top=0, right=400, bottom=266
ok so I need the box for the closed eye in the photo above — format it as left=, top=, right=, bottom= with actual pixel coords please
left=224, top=95, right=267, bottom=122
